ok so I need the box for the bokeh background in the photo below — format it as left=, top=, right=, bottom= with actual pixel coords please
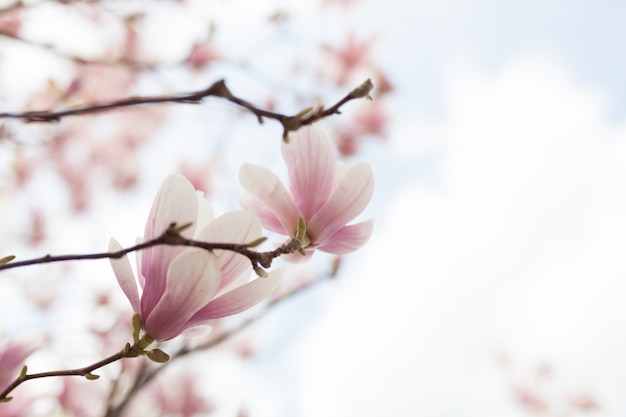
left=2, top=0, right=626, bottom=416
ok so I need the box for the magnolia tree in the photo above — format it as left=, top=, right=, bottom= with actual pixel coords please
left=0, top=0, right=389, bottom=415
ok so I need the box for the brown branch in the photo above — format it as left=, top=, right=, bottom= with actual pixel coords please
left=0, top=331, right=163, bottom=401
left=0, top=79, right=374, bottom=138
left=0, top=222, right=303, bottom=275
left=0, top=348, right=126, bottom=401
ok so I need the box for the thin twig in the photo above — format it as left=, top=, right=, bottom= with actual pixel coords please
left=0, top=79, right=374, bottom=138
left=0, top=349, right=126, bottom=401
left=0, top=222, right=302, bottom=275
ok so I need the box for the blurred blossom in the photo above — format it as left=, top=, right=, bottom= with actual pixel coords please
left=57, top=377, right=108, bottom=417
left=321, top=33, right=376, bottom=85
left=0, top=335, right=43, bottom=392
left=186, top=41, right=221, bottom=69
left=109, top=174, right=282, bottom=341
left=152, top=371, right=214, bottom=416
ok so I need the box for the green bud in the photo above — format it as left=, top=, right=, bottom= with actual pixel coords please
left=172, top=222, right=193, bottom=233
left=137, top=334, right=155, bottom=350
left=295, top=217, right=311, bottom=249
left=295, top=217, right=307, bottom=240
left=84, top=373, right=100, bottom=380
left=19, top=365, right=27, bottom=378
left=350, top=79, right=374, bottom=100
left=147, top=349, right=170, bottom=363
left=0, top=255, right=15, bottom=265
left=246, top=236, right=268, bottom=248
left=296, top=106, right=313, bottom=118
left=131, top=312, right=142, bottom=344
left=1, top=396, right=13, bottom=403
left=253, top=266, right=268, bottom=278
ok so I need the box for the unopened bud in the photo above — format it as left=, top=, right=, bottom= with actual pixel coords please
left=254, top=266, right=268, bottom=278
left=147, top=349, right=170, bottom=363
left=246, top=236, right=267, bottom=248
left=0, top=255, right=15, bottom=265
left=350, top=79, right=374, bottom=100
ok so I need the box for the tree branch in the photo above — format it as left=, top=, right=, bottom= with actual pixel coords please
left=1, top=347, right=126, bottom=401
left=0, top=79, right=374, bottom=139
left=0, top=222, right=304, bottom=275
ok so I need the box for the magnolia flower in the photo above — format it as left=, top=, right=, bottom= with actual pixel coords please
left=109, top=174, right=281, bottom=341
left=239, top=126, right=374, bottom=259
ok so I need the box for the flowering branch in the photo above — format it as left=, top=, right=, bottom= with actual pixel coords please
left=105, top=270, right=328, bottom=417
left=0, top=267, right=328, bottom=406
left=0, top=332, right=161, bottom=402
left=0, top=221, right=308, bottom=276
left=0, top=79, right=374, bottom=139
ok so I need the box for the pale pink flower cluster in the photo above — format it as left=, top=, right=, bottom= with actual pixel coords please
left=109, top=174, right=281, bottom=341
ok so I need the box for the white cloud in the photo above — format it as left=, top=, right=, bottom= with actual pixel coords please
left=287, top=51, right=626, bottom=416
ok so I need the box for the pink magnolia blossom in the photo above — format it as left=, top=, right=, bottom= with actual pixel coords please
left=239, top=126, right=374, bottom=259
left=109, top=174, right=281, bottom=341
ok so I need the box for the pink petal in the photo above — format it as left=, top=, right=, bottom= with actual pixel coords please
left=109, top=238, right=140, bottom=313
left=144, top=174, right=198, bottom=240
left=189, top=271, right=282, bottom=321
left=239, top=163, right=302, bottom=236
left=308, top=161, right=374, bottom=244
left=240, top=192, right=286, bottom=234
left=141, top=174, right=199, bottom=316
left=197, top=209, right=262, bottom=290
left=315, top=220, right=373, bottom=255
left=282, top=126, right=336, bottom=220
left=144, top=249, right=221, bottom=341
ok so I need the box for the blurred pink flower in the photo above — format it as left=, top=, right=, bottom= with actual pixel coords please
left=239, top=126, right=374, bottom=259
left=0, top=335, right=42, bottom=392
left=186, top=41, right=221, bottom=68
left=152, top=371, right=214, bottom=416
left=321, top=33, right=376, bottom=85
left=109, top=174, right=281, bottom=341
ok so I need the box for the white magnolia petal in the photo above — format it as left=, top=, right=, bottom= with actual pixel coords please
left=197, top=209, right=262, bottom=290
left=194, top=191, right=215, bottom=234
left=144, top=174, right=198, bottom=240
left=239, top=163, right=302, bottom=236
left=108, top=238, right=140, bottom=313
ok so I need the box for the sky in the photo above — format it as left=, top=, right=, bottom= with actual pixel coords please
left=252, top=1, right=626, bottom=416
left=3, top=0, right=626, bottom=416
